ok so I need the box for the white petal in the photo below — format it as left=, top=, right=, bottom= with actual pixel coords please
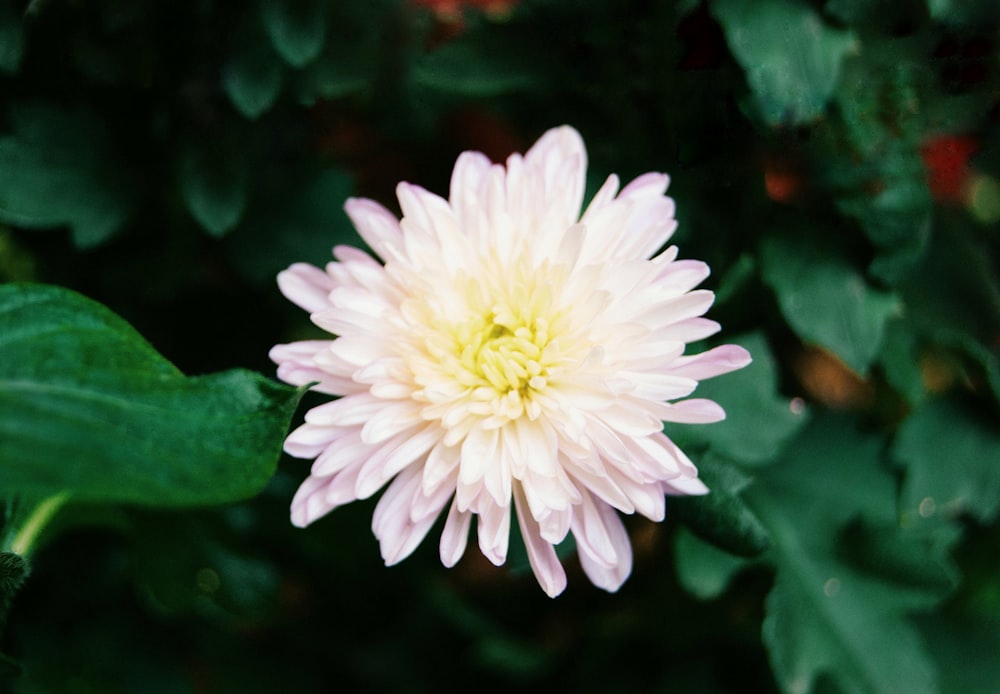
left=580, top=173, right=620, bottom=219
left=290, top=475, right=337, bottom=528
left=354, top=424, right=440, bottom=499
left=666, top=344, right=753, bottom=380
left=270, top=341, right=352, bottom=394
left=305, top=394, right=383, bottom=426
left=344, top=197, right=403, bottom=262
left=440, top=499, right=472, bottom=567
left=277, top=263, right=334, bottom=314
left=514, top=484, right=567, bottom=598
left=373, top=467, right=443, bottom=566
left=423, top=441, right=461, bottom=494
left=477, top=500, right=511, bottom=566
left=663, top=476, right=710, bottom=496
left=284, top=422, right=343, bottom=459
left=361, top=401, right=424, bottom=444
left=606, top=470, right=665, bottom=521
left=660, top=398, right=726, bottom=424
left=575, top=499, right=633, bottom=592
left=619, top=171, right=671, bottom=199
left=311, top=430, right=369, bottom=477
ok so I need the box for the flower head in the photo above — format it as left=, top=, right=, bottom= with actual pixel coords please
left=271, top=126, right=751, bottom=596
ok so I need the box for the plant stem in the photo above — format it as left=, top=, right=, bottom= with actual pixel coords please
left=8, top=493, right=70, bottom=558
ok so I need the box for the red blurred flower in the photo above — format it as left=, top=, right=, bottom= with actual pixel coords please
left=921, top=134, right=978, bottom=203
left=762, top=153, right=805, bottom=204
left=412, top=0, right=518, bottom=21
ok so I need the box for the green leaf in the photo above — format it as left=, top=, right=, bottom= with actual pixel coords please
left=222, top=18, right=284, bottom=120
left=671, top=454, right=770, bottom=557
left=259, top=0, right=327, bottom=68
left=836, top=519, right=957, bottom=608
left=898, top=223, right=1000, bottom=401
left=414, top=32, right=539, bottom=97
left=0, top=103, right=136, bottom=248
left=878, top=320, right=926, bottom=407
left=760, top=233, right=900, bottom=375
left=0, top=2, right=24, bottom=74
left=747, top=414, right=951, bottom=694
left=679, top=332, right=809, bottom=466
left=0, top=284, right=302, bottom=507
left=893, top=397, right=1000, bottom=526
left=926, top=0, right=1000, bottom=25
left=712, top=0, right=857, bottom=126
left=294, top=44, right=371, bottom=105
left=674, top=528, right=752, bottom=601
left=823, top=0, right=879, bottom=24
left=919, top=613, right=1000, bottom=694
left=178, top=141, right=250, bottom=238
left=826, top=54, right=933, bottom=284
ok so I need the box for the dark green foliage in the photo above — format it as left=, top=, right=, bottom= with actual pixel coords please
left=0, top=0, right=998, bottom=692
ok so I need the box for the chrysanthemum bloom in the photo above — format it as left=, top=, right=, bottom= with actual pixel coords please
left=270, top=126, right=751, bottom=596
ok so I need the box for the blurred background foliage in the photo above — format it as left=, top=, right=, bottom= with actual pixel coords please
left=0, top=0, right=998, bottom=691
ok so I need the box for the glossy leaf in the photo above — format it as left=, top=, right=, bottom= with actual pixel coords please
left=761, top=233, right=900, bottom=375
left=713, top=0, right=857, bottom=126
left=0, top=284, right=302, bottom=506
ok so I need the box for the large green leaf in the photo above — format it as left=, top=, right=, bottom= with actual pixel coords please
left=712, top=0, right=857, bottom=126
left=0, top=104, right=136, bottom=248
left=0, top=284, right=301, bottom=507
left=747, top=415, right=954, bottom=694
left=760, top=233, right=900, bottom=375
left=893, top=397, right=1000, bottom=526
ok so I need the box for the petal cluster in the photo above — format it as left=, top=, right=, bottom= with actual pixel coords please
left=270, top=126, right=751, bottom=596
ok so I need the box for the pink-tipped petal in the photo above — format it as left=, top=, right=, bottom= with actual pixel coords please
left=668, top=344, right=753, bottom=380
left=277, top=263, right=335, bottom=314
left=514, top=484, right=567, bottom=598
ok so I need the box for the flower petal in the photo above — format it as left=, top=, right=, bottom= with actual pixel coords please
left=514, top=483, right=567, bottom=597
left=277, top=263, right=334, bottom=314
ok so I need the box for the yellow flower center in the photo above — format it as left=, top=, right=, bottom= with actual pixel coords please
left=405, top=260, right=578, bottom=426
left=460, top=311, right=550, bottom=394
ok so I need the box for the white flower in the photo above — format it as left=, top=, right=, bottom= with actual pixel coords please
left=270, top=126, right=751, bottom=596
